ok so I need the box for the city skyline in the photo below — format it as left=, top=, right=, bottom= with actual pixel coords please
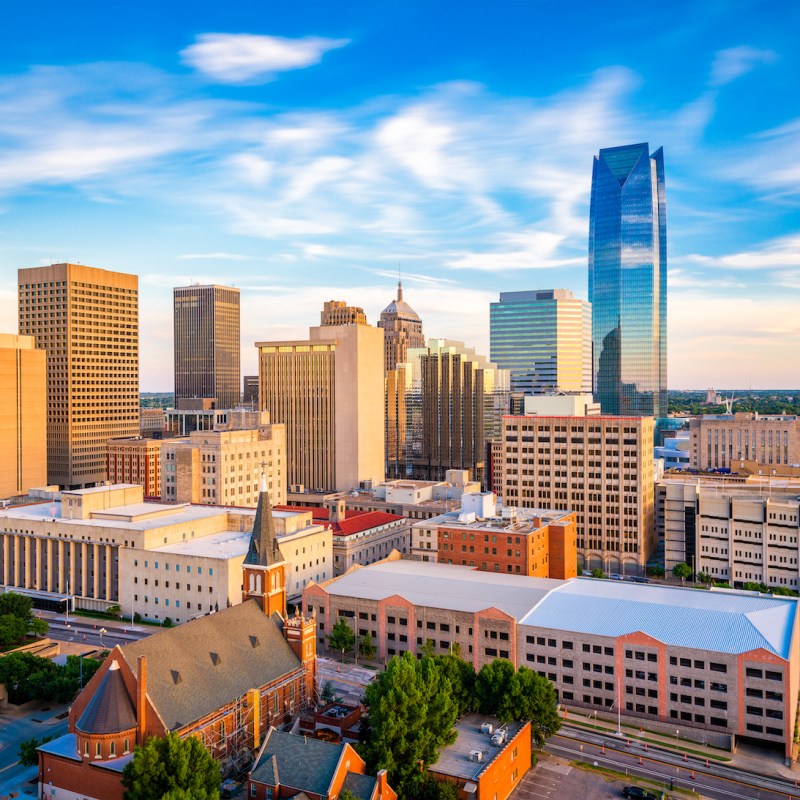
left=0, top=2, right=798, bottom=390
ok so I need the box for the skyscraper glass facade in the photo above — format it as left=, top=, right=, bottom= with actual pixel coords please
left=490, top=289, right=591, bottom=395
left=589, top=143, right=667, bottom=417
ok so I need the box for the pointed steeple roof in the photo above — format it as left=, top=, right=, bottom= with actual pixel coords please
left=380, top=281, right=420, bottom=320
left=245, top=473, right=283, bottom=567
left=76, top=660, right=137, bottom=735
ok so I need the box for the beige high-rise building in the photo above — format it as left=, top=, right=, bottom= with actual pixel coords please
left=378, top=282, right=424, bottom=373
left=161, top=419, right=287, bottom=506
left=18, top=263, right=139, bottom=488
left=500, top=415, right=655, bottom=574
left=174, top=285, right=240, bottom=409
left=0, top=334, right=47, bottom=497
left=320, top=300, right=367, bottom=327
left=689, top=413, right=800, bottom=471
left=257, top=320, right=385, bottom=493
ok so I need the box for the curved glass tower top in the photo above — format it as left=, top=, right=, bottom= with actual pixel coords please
left=589, top=143, right=667, bottom=417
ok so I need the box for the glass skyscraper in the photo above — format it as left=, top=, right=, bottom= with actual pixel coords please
left=589, top=143, right=667, bottom=417
left=490, top=289, right=591, bottom=395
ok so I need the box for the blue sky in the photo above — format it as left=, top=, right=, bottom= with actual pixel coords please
left=0, top=0, right=798, bottom=390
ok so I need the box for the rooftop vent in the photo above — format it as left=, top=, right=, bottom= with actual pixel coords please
left=480, top=722, right=493, bottom=735
left=249, top=635, right=261, bottom=649
left=210, top=652, right=221, bottom=666
left=171, top=670, right=182, bottom=685
left=469, top=750, right=483, bottom=763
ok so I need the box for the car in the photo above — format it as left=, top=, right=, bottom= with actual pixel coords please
left=628, top=576, right=650, bottom=583
left=622, top=787, right=659, bottom=800
left=609, top=573, right=623, bottom=580
left=581, top=570, right=594, bottom=577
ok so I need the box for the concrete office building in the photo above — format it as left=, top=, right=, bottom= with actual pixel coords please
left=139, top=408, right=166, bottom=437
left=490, top=289, right=591, bottom=396
left=161, top=419, right=287, bottom=507
left=378, top=282, right=425, bottom=374
left=257, top=320, right=385, bottom=493
left=386, top=339, right=510, bottom=484
left=500, top=415, right=655, bottom=573
left=523, top=394, right=600, bottom=417
left=411, top=492, right=578, bottom=579
left=589, top=144, right=667, bottom=417
left=320, top=300, right=367, bottom=327
left=690, top=413, right=800, bottom=471
left=0, top=333, right=46, bottom=498
left=0, top=483, right=329, bottom=618
left=243, top=375, right=259, bottom=405
left=18, top=263, right=139, bottom=488
left=106, top=438, right=162, bottom=498
left=305, top=560, right=799, bottom=761
left=164, top=403, right=267, bottom=437
left=174, top=284, right=240, bottom=410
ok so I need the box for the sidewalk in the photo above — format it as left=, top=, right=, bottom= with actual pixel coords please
left=563, top=710, right=797, bottom=782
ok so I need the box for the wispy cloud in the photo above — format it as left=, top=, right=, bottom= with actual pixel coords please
left=180, top=33, right=350, bottom=84
left=178, top=252, right=252, bottom=261
left=710, top=46, right=777, bottom=87
left=686, top=235, right=800, bottom=271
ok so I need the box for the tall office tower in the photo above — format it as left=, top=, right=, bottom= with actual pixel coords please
left=173, top=284, right=240, bottom=409
left=320, top=300, right=367, bottom=327
left=18, top=263, right=139, bottom=489
left=0, top=334, right=47, bottom=497
left=501, top=414, right=655, bottom=574
left=490, top=289, right=591, bottom=395
left=386, top=339, right=510, bottom=484
left=378, top=282, right=425, bottom=373
left=589, top=143, right=667, bottom=417
left=257, top=322, right=385, bottom=493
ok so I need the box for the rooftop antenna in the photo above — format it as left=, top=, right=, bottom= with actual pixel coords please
left=724, top=393, right=735, bottom=414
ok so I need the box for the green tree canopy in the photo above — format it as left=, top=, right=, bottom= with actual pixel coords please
left=0, top=592, right=34, bottom=619
left=590, top=568, right=606, bottom=579
left=672, top=562, right=692, bottom=583
left=0, top=651, right=103, bottom=705
left=360, top=652, right=458, bottom=798
left=359, top=632, right=377, bottom=660
left=0, top=591, right=48, bottom=643
left=122, top=733, right=220, bottom=800
left=328, top=618, right=355, bottom=658
left=432, top=654, right=475, bottom=717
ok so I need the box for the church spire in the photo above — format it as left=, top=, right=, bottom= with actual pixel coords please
left=244, top=469, right=282, bottom=567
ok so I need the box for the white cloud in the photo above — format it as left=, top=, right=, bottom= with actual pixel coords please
left=180, top=33, right=349, bottom=84
left=178, top=252, right=252, bottom=260
left=687, top=235, right=800, bottom=271
left=710, top=46, right=777, bottom=87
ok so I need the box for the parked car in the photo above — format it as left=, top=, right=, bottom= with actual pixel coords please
left=609, top=573, right=623, bottom=580
left=628, top=576, right=650, bottom=583
left=622, top=787, right=659, bottom=800
left=581, top=570, right=594, bottom=577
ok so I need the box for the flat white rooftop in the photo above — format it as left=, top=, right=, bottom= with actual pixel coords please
left=152, top=530, right=251, bottom=560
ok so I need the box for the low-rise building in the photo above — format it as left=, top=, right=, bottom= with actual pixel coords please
left=247, top=728, right=395, bottom=800
left=139, top=408, right=166, bottom=436
left=305, top=560, right=799, bottom=761
left=429, top=715, right=531, bottom=800
left=106, top=438, right=162, bottom=498
left=161, top=420, right=286, bottom=507
left=411, top=492, right=577, bottom=579
left=1, top=484, right=329, bottom=619
left=276, top=499, right=409, bottom=577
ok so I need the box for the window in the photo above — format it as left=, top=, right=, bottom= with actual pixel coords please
left=709, top=662, right=727, bottom=673
left=96, top=742, right=102, bottom=758
left=124, top=738, right=130, bottom=753
left=765, top=670, right=782, bottom=681
left=110, top=741, right=116, bottom=757
left=746, top=668, right=763, bottom=679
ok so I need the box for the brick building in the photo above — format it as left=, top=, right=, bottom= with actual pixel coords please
left=411, top=492, right=577, bottom=579
left=106, top=437, right=161, bottom=498
left=247, top=728, right=395, bottom=800
left=305, top=560, right=799, bottom=761
left=38, top=487, right=318, bottom=800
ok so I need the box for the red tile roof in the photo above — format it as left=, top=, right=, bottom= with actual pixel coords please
left=273, top=505, right=403, bottom=536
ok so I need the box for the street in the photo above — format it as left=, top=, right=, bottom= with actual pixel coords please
left=549, top=724, right=800, bottom=800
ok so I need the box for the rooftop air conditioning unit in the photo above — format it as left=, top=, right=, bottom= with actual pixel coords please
left=480, top=722, right=494, bottom=735
left=469, top=750, right=483, bottom=763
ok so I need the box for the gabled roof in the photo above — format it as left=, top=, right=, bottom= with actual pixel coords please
left=75, top=660, right=137, bottom=735
left=120, top=600, right=301, bottom=731
left=250, top=729, right=345, bottom=795
left=273, top=506, right=403, bottom=537
left=342, top=771, right=378, bottom=800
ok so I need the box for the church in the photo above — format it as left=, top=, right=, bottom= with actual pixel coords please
left=38, top=480, right=317, bottom=800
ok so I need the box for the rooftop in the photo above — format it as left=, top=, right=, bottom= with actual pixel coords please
left=430, top=715, right=527, bottom=782
left=418, top=507, right=572, bottom=534
left=153, top=529, right=251, bottom=559
left=274, top=506, right=404, bottom=537
left=318, top=561, right=798, bottom=659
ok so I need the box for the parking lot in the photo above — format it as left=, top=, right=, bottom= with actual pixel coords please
left=510, top=757, right=626, bottom=800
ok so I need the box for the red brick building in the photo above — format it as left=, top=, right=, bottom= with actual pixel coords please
left=247, top=728, right=396, bottom=800
left=38, top=485, right=316, bottom=800
left=106, top=436, right=162, bottom=498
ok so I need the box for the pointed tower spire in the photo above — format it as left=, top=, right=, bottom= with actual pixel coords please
left=244, top=468, right=282, bottom=567
left=397, top=280, right=403, bottom=302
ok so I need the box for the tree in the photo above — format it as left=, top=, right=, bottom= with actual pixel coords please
left=360, top=652, right=458, bottom=798
left=696, top=571, right=713, bottom=586
left=359, top=632, right=377, bottom=660
left=772, top=586, right=796, bottom=596
left=328, top=618, right=355, bottom=661
left=0, top=592, right=34, bottom=620
left=672, top=562, right=692, bottom=585
left=121, top=733, right=221, bottom=800
left=19, top=734, right=54, bottom=766
left=107, top=604, right=122, bottom=619
left=0, top=591, right=48, bottom=641
left=163, top=617, right=173, bottom=628
left=0, top=613, right=29, bottom=646
left=321, top=681, right=336, bottom=704
left=475, top=660, right=561, bottom=747
left=432, top=654, right=475, bottom=717
left=646, top=565, right=665, bottom=578
left=590, top=568, right=606, bottom=579
left=339, top=791, right=360, bottom=800
left=743, top=582, right=765, bottom=593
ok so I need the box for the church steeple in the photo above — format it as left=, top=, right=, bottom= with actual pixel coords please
left=242, top=471, right=287, bottom=617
